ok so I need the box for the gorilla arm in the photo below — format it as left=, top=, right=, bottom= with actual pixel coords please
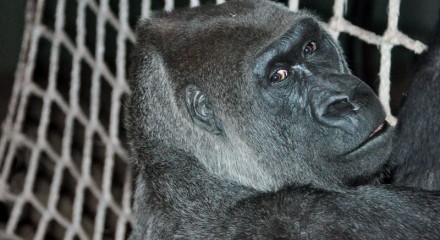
left=226, top=185, right=440, bottom=239
left=390, top=21, right=440, bottom=190
left=131, top=148, right=440, bottom=239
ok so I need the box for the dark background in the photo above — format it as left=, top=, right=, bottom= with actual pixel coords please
left=1, top=0, right=439, bottom=123
left=0, top=0, right=27, bottom=124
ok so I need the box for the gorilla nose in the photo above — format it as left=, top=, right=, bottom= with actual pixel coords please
left=323, top=95, right=358, bottom=118
left=315, top=94, right=360, bottom=127
left=310, top=74, right=377, bottom=128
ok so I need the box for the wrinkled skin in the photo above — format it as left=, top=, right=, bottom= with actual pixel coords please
left=125, top=0, right=440, bottom=239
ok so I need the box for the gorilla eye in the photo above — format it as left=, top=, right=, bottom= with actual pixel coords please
left=270, top=69, right=288, bottom=83
left=303, top=41, right=317, bottom=56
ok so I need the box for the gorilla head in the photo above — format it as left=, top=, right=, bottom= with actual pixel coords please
left=127, top=0, right=393, bottom=192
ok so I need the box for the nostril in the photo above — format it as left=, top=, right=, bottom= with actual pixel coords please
left=324, top=98, right=354, bottom=118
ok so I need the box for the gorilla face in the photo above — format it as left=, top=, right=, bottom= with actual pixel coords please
left=130, top=0, right=393, bottom=191
left=247, top=17, right=393, bottom=188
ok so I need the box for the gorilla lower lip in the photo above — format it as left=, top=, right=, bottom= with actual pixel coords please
left=345, top=121, right=391, bottom=157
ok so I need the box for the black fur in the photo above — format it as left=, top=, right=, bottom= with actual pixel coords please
left=125, top=0, right=440, bottom=239
left=391, top=16, right=440, bottom=190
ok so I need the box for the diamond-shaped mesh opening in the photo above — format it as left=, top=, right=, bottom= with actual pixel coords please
left=71, top=119, right=86, bottom=172
left=338, top=32, right=382, bottom=90
left=399, top=1, right=440, bottom=42
left=0, top=0, right=432, bottom=239
left=125, top=39, right=135, bottom=69
left=108, top=0, right=120, bottom=17
left=42, top=0, right=57, bottom=32
left=0, top=201, right=13, bottom=230
left=32, top=152, right=55, bottom=208
left=85, top=5, right=98, bottom=58
left=345, top=0, right=388, bottom=35
left=56, top=168, right=76, bottom=222
left=98, top=77, right=113, bottom=133
left=21, top=95, right=44, bottom=143
left=118, top=107, right=128, bottom=150
left=175, top=0, right=190, bottom=8
left=34, top=38, right=52, bottom=91
left=44, top=220, right=66, bottom=240
left=151, top=0, right=165, bottom=10
left=78, top=60, right=93, bottom=119
left=104, top=19, right=118, bottom=75
left=0, top=141, right=9, bottom=171
left=111, top=155, right=127, bottom=205
left=64, top=0, right=78, bottom=43
left=390, top=46, right=417, bottom=115
left=124, top=223, right=132, bottom=240
left=200, top=0, right=217, bottom=5
left=16, top=203, right=41, bottom=239
left=128, top=1, right=141, bottom=27
left=299, top=0, right=333, bottom=21
left=6, top=146, right=32, bottom=196
left=56, top=45, right=74, bottom=105
left=47, top=103, right=66, bottom=156
left=81, top=187, right=98, bottom=238
left=103, top=207, right=118, bottom=239
left=91, top=134, right=105, bottom=191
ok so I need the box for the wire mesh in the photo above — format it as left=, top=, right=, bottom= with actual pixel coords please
left=0, top=0, right=428, bottom=239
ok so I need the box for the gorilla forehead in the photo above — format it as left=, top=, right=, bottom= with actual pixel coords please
left=137, top=0, right=320, bottom=91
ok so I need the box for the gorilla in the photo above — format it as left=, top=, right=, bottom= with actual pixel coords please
left=125, top=0, right=440, bottom=238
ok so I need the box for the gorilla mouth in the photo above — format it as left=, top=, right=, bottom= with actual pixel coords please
left=367, top=121, right=389, bottom=139
left=345, top=121, right=391, bottom=156
left=361, top=120, right=390, bottom=144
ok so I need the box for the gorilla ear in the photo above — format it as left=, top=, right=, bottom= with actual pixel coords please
left=185, top=85, right=224, bottom=135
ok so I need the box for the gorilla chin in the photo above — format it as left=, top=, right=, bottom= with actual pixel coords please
left=346, top=121, right=392, bottom=158
left=338, top=121, right=394, bottom=185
